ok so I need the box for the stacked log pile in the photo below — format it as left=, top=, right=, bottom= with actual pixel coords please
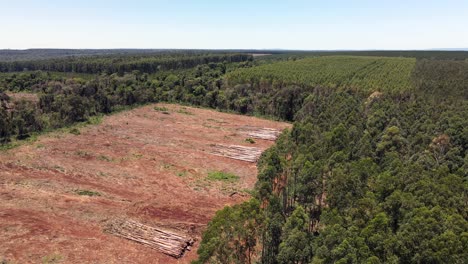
left=105, top=219, right=194, bottom=258
left=210, top=144, right=263, bottom=162
left=239, top=126, right=282, bottom=141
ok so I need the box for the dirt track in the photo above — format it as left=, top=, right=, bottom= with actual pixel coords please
left=0, top=104, right=290, bottom=263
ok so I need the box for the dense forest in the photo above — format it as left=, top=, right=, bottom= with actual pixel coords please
left=195, top=89, right=467, bottom=264
left=0, top=57, right=254, bottom=143
left=194, top=54, right=468, bottom=263
left=0, top=53, right=251, bottom=74
left=0, top=50, right=466, bottom=263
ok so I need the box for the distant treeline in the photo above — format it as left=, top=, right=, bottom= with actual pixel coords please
left=312, top=50, right=468, bottom=60
left=2, top=49, right=468, bottom=63
left=255, top=50, right=468, bottom=62
left=0, top=49, right=261, bottom=62
left=0, top=53, right=252, bottom=74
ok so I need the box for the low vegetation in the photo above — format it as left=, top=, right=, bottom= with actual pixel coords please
left=245, top=138, right=256, bottom=144
left=69, top=128, right=80, bottom=135
left=153, top=106, right=169, bottom=112
left=75, top=189, right=101, bottom=197
left=207, top=171, right=239, bottom=182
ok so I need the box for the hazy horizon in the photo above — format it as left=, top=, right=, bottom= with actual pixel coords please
left=1, top=48, right=468, bottom=51
left=1, top=0, right=468, bottom=50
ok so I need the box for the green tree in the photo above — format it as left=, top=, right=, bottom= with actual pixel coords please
left=277, top=206, right=313, bottom=264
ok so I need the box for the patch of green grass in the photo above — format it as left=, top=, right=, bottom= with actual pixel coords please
left=98, top=155, right=113, bottom=162
left=84, top=115, right=103, bottom=125
left=241, top=188, right=256, bottom=196
left=245, top=138, right=256, bottom=144
left=69, top=128, right=80, bottom=135
left=132, top=153, right=143, bottom=159
left=207, top=118, right=227, bottom=124
left=0, top=141, right=21, bottom=151
left=177, top=108, right=194, bottom=115
left=75, top=150, right=91, bottom=157
left=53, top=165, right=65, bottom=172
left=177, top=171, right=187, bottom=177
left=75, top=189, right=101, bottom=197
left=154, top=106, right=169, bottom=113
left=96, top=171, right=109, bottom=177
left=190, top=178, right=212, bottom=190
left=41, top=253, right=62, bottom=264
left=0, top=134, right=38, bottom=151
left=154, top=106, right=168, bottom=111
left=162, top=163, right=174, bottom=170
left=203, top=123, right=221, bottom=129
left=207, top=171, right=239, bottom=182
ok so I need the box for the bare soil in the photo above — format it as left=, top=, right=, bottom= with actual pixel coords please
left=0, top=103, right=290, bottom=264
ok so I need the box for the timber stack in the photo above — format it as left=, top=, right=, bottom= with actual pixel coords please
left=105, top=219, right=194, bottom=258
left=239, top=126, right=282, bottom=141
left=210, top=144, right=263, bottom=162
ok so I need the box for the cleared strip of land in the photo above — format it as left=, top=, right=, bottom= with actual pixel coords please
left=0, top=103, right=290, bottom=263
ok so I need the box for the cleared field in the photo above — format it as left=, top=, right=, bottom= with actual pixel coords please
left=0, top=104, right=290, bottom=263
left=227, top=56, right=416, bottom=92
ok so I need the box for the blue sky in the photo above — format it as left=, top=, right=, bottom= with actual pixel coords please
left=1, top=0, right=467, bottom=49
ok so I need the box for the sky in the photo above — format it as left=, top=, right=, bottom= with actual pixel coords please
left=1, top=0, right=468, bottom=50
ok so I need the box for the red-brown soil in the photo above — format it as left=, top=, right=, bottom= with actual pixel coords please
left=0, top=104, right=290, bottom=264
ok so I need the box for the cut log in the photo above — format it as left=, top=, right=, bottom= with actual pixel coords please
left=238, top=126, right=282, bottom=141
left=105, top=219, right=194, bottom=258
